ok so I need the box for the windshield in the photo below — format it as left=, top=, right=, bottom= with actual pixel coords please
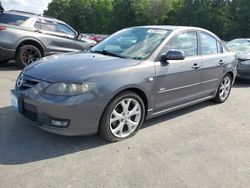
left=91, top=28, right=170, bottom=60
left=227, top=39, right=250, bottom=54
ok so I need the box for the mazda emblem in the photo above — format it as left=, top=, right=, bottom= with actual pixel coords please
left=17, top=75, right=23, bottom=88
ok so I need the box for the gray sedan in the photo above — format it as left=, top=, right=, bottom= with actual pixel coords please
left=11, top=26, right=237, bottom=142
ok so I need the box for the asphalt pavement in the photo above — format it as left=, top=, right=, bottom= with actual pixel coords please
left=0, top=62, right=250, bottom=188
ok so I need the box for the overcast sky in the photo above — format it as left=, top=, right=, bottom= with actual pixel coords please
left=1, top=0, right=52, bottom=14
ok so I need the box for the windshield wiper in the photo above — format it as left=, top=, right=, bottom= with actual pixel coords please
left=91, top=49, right=126, bottom=59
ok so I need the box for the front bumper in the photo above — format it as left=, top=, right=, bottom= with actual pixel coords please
left=11, top=77, right=107, bottom=136
left=0, top=46, right=15, bottom=62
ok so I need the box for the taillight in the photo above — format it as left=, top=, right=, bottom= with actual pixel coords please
left=0, top=25, right=7, bottom=31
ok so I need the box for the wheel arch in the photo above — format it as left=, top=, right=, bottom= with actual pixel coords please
left=226, top=71, right=234, bottom=80
left=222, top=71, right=235, bottom=85
left=15, top=38, right=46, bottom=57
left=99, top=86, right=151, bottom=124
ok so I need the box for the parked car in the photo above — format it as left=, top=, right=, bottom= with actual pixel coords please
left=227, top=38, right=250, bottom=80
left=88, top=34, right=109, bottom=43
left=0, top=10, right=96, bottom=67
left=11, top=26, right=237, bottom=142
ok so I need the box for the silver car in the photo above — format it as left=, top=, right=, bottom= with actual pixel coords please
left=0, top=10, right=96, bottom=67
left=11, top=26, right=237, bottom=142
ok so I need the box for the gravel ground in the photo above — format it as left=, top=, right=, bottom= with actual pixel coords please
left=0, top=63, right=250, bottom=188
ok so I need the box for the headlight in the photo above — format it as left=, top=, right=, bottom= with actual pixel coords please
left=240, top=60, right=250, bottom=65
left=45, top=82, right=96, bottom=96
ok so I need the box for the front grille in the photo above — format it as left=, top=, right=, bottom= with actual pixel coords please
left=16, top=74, right=40, bottom=91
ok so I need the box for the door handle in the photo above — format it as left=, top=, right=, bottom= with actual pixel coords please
left=35, top=30, right=42, bottom=33
left=218, top=60, right=225, bottom=65
left=192, top=63, right=201, bottom=69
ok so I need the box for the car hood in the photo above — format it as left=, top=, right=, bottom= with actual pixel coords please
left=23, top=52, right=139, bottom=82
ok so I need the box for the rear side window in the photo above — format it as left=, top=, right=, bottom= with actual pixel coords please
left=165, top=31, right=198, bottom=57
left=0, top=13, right=28, bottom=26
left=35, top=19, right=56, bottom=32
left=200, top=33, right=218, bottom=55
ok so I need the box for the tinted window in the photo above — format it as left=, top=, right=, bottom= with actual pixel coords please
left=56, top=23, right=75, bottom=35
left=200, top=33, right=218, bottom=55
left=0, top=13, right=28, bottom=26
left=166, top=32, right=198, bottom=57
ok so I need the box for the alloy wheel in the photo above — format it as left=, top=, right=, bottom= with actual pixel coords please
left=21, top=47, right=41, bottom=65
left=219, top=76, right=231, bottom=101
left=109, top=98, right=142, bottom=138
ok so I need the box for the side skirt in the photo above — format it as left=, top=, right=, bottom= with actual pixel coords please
left=146, top=95, right=215, bottom=119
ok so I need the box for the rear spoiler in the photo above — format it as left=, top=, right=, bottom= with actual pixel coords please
left=0, top=1, right=4, bottom=13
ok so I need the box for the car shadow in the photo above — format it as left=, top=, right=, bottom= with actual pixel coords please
left=143, top=100, right=214, bottom=129
left=233, top=79, right=250, bottom=88
left=0, top=61, right=20, bottom=71
left=0, top=100, right=215, bottom=165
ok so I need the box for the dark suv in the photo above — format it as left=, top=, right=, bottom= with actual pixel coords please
left=0, top=10, right=96, bottom=67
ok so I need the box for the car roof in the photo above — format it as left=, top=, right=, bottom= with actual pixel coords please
left=133, top=25, right=210, bottom=32
left=131, top=25, right=221, bottom=41
left=2, top=10, right=62, bottom=23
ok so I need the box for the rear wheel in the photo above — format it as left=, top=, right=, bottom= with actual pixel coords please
left=99, top=91, right=145, bottom=142
left=213, top=74, right=232, bottom=103
left=16, top=45, right=42, bottom=68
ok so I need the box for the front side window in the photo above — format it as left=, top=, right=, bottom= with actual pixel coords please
left=200, top=33, right=218, bottom=55
left=165, top=32, right=198, bottom=57
left=55, top=23, right=76, bottom=36
left=0, top=13, right=28, bottom=26
left=91, top=28, right=170, bottom=60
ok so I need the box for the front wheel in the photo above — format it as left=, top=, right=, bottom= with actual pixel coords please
left=213, top=74, right=232, bottom=103
left=99, top=91, right=145, bottom=142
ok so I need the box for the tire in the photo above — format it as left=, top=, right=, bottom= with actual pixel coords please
left=213, top=74, right=233, bottom=103
left=16, top=45, right=42, bottom=68
left=99, top=91, right=145, bottom=142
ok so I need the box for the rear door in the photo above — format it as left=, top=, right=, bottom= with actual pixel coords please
left=34, top=19, right=70, bottom=53
left=199, top=32, right=227, bottom=96
left=153, top=31, right=204, bottom=111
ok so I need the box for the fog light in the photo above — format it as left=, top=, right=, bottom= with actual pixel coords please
left=51, top=120, right=69, bottom=127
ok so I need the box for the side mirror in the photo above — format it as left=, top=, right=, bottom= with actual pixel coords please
left=160, top=50, right=185, bottom=62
